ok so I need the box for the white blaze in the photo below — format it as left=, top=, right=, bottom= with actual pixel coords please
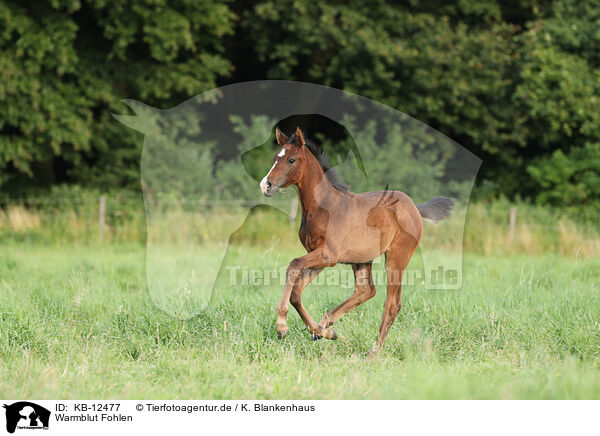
left=259, top=148, right=286, bottom=194
left=260, top=162, right=277, bottom=194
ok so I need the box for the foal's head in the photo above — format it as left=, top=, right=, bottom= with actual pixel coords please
left=260, top=126, right=308, bottom=197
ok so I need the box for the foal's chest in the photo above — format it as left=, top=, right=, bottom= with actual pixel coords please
left=298, top=210, right=328, bottom=251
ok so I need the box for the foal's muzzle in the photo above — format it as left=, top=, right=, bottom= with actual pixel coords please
left=260, top=178, right=280, bottom=197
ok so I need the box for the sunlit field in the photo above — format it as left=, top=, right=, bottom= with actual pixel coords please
left=1, top=239, right=599, bottom=399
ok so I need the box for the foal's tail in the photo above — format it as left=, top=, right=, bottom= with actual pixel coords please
left=416, top=197, right=456, bottom=223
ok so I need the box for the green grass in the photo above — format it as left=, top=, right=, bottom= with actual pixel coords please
left=0, top=241, right=599, bottom=399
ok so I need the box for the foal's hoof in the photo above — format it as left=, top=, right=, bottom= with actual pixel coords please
left=277, top=329, right=288, bottom=339
left=310, top=328, right=337, bottom=341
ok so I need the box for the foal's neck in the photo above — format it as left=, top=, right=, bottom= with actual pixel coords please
left=296, top=150, right=338, bottom=213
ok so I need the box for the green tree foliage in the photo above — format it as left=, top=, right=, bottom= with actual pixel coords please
left=0, top=0, right=234, bottom=191
left=333, top=118, right=458, bottom=202
left=238, top=0, right=600, bottom=206
left=528, top=143, right=600, bottom=206
left=218, top=115, right=280, bottom=201
left=514, top=0, right=600, bottom=205
left=1, top=0, right=599, bottom=207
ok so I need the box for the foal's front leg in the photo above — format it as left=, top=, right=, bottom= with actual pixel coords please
left=276, top=248, right=336, bottom=339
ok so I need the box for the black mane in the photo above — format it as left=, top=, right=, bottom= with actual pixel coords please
left=288, top=133, right=350, bottom=192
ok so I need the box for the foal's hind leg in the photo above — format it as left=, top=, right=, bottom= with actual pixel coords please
left=319, top=263, right=376, bottom=328
left=372, top=233, right=419, bottom=355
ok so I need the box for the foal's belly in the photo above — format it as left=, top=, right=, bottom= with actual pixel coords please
left=337, top=226, right=393, bottom=263
left=301, top=195, right=403, bottom=263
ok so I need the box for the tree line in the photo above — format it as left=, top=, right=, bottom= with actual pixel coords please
left=1, top=0, right=599, bottom=207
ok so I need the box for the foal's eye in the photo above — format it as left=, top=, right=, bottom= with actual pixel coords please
left=288, top=158, right=296, bottom=164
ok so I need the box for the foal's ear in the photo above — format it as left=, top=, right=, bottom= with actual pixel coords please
left=275, top=127, right=288, bottom=145
left=294, top=127, right=305, bottom=147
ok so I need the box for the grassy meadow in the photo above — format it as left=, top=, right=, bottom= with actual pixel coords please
left=0, top=220, right=599, bottom=398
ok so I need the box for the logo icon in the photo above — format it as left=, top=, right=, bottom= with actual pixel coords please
left=115, top=81, right=481, bottom=319
left=3, top=402, right=50, bottom=434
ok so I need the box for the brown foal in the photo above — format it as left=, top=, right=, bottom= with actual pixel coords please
left=260, top=126, right=454, bottom=354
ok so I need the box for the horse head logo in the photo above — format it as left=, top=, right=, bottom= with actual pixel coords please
left=115, top=81, right=481, bottom=319
left=3, top=402, right=50, bottom=434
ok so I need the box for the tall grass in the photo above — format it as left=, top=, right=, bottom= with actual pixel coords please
left=0, top=197, right=598, bottom=257
left=462, top=202, right=600, bottom=257
left=0, top=193, right=598, bottom=399
left=0, top=243, right=599, bottom=398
